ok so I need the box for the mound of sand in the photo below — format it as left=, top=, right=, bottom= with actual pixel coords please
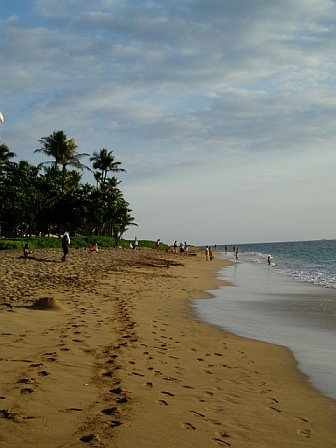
left=31, top=297, right=63, bottom=310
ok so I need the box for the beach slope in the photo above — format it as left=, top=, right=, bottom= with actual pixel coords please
left=0, top=247, right=335, bottom=447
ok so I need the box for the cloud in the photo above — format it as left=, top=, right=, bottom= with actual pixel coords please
left=1, top=0, right=336, bottom=242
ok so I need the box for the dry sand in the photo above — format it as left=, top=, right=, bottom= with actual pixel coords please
left=0, top=247, right=335, bottom=448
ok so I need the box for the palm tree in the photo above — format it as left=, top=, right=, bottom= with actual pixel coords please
left=35, top=130, right=89, bottom=175
left=0, top=143, right=16, bottom=175
left=90, top=148, right=126, bottom=189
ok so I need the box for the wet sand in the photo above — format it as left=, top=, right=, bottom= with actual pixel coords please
left=0, top=247, right=335, bottom=447
left=193, top=260, right=336, bottom=400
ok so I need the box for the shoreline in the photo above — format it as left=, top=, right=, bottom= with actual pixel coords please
left=0, top=248, right=335, bottom=447
left=193, top=256, right=336, bottom=401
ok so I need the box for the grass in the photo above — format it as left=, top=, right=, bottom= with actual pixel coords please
left=0, top=236, right=167, bottom=251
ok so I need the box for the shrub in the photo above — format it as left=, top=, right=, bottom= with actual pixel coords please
left=0, top=237, right=168, bottom=251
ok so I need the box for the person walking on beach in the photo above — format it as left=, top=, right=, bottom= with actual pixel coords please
left=209, top=247, right=213, bottom=260
left=156, top=239, right=161, bottom=249
left=133, top=237, right=139, bottom=250
left=235, top=247, right=239, bottom=261
left=61, top=231, right=70, bottom=262
left=184, top=241, right=189, bottom=256
left=205, top=246, right=210, bottom=261
left=173, top=240, right=178, bottom=253
left=268, top=255, right=271, bottom=266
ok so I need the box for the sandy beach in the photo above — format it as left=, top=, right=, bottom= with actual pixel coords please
left=0, top=247, right=335, bottom=448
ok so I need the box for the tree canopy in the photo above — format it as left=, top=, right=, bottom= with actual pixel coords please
left=0, top=131, right=136, bottom=240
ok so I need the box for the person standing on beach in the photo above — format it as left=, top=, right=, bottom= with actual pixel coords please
left=133, top=237, right=139, bottom=250
left=205, top=246, right=210, bottom=261
left=184, top=241, right=189, bottom=256
left=61, top=231, right=70, bottom=262
left=156, top=239, right=161, bottom=249
left=173, top=240, right=178, bottom=253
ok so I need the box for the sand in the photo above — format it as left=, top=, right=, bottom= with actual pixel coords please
left=0, top=247, right=335, bottom=448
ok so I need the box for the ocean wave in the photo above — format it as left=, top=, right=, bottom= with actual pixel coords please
left=219, top=248, right=336, bottom=289
left=278, top=268, right=336, bottom=289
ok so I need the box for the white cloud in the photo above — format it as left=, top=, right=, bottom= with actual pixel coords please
left=1, top=0, right=336, bottom=242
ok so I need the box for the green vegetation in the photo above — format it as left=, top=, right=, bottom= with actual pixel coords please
left=0, top=131, right=137, bottom=240
left=0, top=237, right=167, bottom=251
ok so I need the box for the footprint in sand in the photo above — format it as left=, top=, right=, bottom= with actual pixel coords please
left=17, top=378, right=35, bottom=384
left=111, top=420, right=122, bottom=427
left=79, top=434, right=97, bottom=443
left=20, top=388, right=34, bottom=394
left=213, top=436, right=231, bottom=446
left=161, top=391, right=174, bottom=397
left=182, top=422, right=196, bottom=430
left=189, top=410, right=205, bottom=418
left=0, top=409, right=17, bottom=420
left=297, top=429, right=311, bottom=438
left=158, top=399, right=168, bottom=406
left=110, top=387, right=122, bottom=395
left=101, top=407, right=117, bottom=415
left=205, top=391, right=214, bottom=396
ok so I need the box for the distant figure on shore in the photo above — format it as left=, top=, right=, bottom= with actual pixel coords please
left=205, top=246, right=210, bottom=261
left=184, top=241, right=189, bottom=256
left=268, top=255, right=271, bottom=266
left=173, top=240, right=178, bottom=253
left=133, top=237, right=139, bottom=250
left=23, top=244, right=32, bottom=258
left=225, top=245, right=228, bottom=254
left=235, top=247, right=239, bottom=261
left=179, top=242, right=184, bottom=253
left=61, top=231, right=70, bottom=262
left=115, top=232, right=121, bottom=248
left=156, top=239, right=161, bottom=249
left=209, top=247, right=213, bottom=260
left=89, top=243, right=99, bottom=253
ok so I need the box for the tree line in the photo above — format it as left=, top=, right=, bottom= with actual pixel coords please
left=0, top=130, right=136, bottom=240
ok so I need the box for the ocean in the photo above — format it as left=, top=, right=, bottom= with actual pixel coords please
left=192, top=240, right=336, bottom=400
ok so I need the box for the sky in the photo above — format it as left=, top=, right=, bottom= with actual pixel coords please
left=1, top=0, right=336, bottom=245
